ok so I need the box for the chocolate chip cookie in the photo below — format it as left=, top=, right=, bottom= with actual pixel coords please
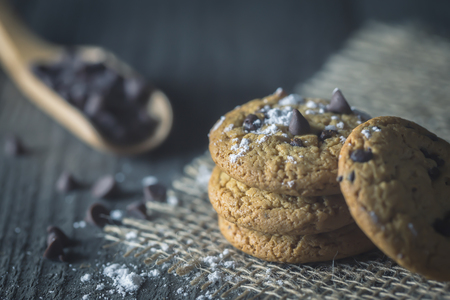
left=338, top=116, right=450, bottom=281
left=209, top=166, right=354, bottom=235
left=209, top=88, right=367, bottom=197
left=218, top=217, right=375, bottom=263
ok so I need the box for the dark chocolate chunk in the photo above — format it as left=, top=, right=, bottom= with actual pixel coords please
left=56, top=171, right=78, bottom=193
left=290, top=138, right=304, bottom=147
left=273, top=87, right=287, bottom=98
left=425, top=133, right=438, bottom=141
left=30, top=50, right=157, bottom=146
left=85, top=203, right=110, bottom=227
left=420, top=148, right=444, bottom=167
left=433, top=213, right=450, bottom=237
left=348, top=171, right=355, bottom=182
left=289, top=109, right=310, bottom=136
left=352, top=109, right=371, bottom=122
left=91, top=175, right=118, bottom=199
left=124, top=77, right=151, bottom=103
left=350, top=149, right=373, bottom=163
left=337, top=176, right=343, bottom=182
left=43, top=238, right=65, bottom=262
left=143, top=183, right=167, bottom=202
left=243, top=114, right=261, bottom=131
left=319, top=130, right=338, bottom=141
left=47, top=226, right=71, bottom=247
left=326, top=88, right=352, bottom=114
left=84, top=94, right=104, bottom=117
left=428, top=167, right=440, bottom=180
left=126, top=201, right=149, bottom=220
left=4, top=135, right=26, bottom=156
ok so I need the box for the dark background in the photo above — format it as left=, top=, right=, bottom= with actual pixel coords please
left=1, top=1, right=450, bottom=299
left=10, top=0, right=450, bottom=158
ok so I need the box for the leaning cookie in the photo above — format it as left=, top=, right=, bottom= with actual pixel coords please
left=338, top=116, right=450, bottom=281
left=209, top=88, right=369, bottom=197
left=218, top=217, right=375, bottom=263
left=209, top=166, right=354, bottom=235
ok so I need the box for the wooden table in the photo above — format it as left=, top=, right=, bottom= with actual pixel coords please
left=1, top=1, right=450, bottom=299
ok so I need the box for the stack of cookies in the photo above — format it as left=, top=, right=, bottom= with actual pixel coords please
left=208, top=88, right=376, bottom=263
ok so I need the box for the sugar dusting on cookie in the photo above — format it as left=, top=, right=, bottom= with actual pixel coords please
left=278, top=94, right=304, bottom=106
left=229, top=138, right=251, bottom=163
left=210, top=116, right=226, bottom=133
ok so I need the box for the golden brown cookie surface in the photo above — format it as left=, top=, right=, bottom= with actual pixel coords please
left=208, top=90, right=364, bottom=196
left=339, top=116, right=450, bottom=281
left=218, top=217, right=375, bottom=263
left=209, top=166, right=354, bottom=235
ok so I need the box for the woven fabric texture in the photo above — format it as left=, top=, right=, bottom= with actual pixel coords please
left=103, top=22, right=450, bottom=299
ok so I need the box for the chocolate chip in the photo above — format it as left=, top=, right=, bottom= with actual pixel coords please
left=31, top=50, right=158, bottom=146
left=352, top=109, right=371, bottom=122
left=326, top=88, right=352, bottom=114
left=56, top=172, right=78, bottom=193
left=290, top=138, right=304, bottom=147
left=4, top=135, right=26, bottom=156
left=348, top=171, right=355, bottom=182
left=319, top=130, right=338, bottom=141
left=124, top=77, right=151, bottom=103
left=84, top=94, right=104, bottom=117
left=243, top=114, right=261, bottom=131
left=143, top=183, right=167, bottom=202
left=337, top=176, right=343, bottom=182
left=425, top=133, right=438, bottom=141
left=91, top=175, right=118, bottom=199
left=126, top=201, right=149, bottom=220
left=428, top=167, right=440, bottom=180
left=85, top=203, right=110, bottom=227
left=350, top=149, right=373, bottom=163
left=289, top=109, right=310, bottom=136
left=47, top=226, right=71, bottom=247
left=420, top=148, right=444, bottom=167
left=273, top=87, right=287, bottom=98
left=433, top=213, right=450, bottom=237
left=43, top=238, right=65, bottom=262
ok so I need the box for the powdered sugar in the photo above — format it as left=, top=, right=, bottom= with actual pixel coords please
left=229, top=138, right=251, bottom=163
left=223, top=124, right=234, bottom=133
left=142, top=176, right=158, bottom=186
left=340, top=136, right=347, bottom=144
left=306, top=100, right=318, bottom=109
left=325, top=125, right=337, bottom=131
left=73, top=220, right=86, bottom=229
left=263, top=106, right=293, bottom=126
left=336, top=121, right=344, bottom=129
left=103, top=264, right=144, bottom=296
left=287, top=181, right=295, bottom=188
left=278, top=94, right=304, bottom=106
left=80, top=274, right=92, bottom=282
left=257, top=124, right=279, bottom=135
left=361, top=129, right=371, bottom=139
left=125, top=231, right=138, bottom=240
left=257, top=135, right=268, bottom=144
left=286, top=156, right=297, bottom=164
left=148, top=269, right=160, bottom=277
left=211, top=116, right=225, bottom=132
left=110, top=210, right=124, bottom=221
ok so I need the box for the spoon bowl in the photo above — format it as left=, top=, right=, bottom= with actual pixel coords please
left=0, top=1, right=172, bottom=155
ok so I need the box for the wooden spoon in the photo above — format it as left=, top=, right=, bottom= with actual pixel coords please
left=0, top=1, right=173, bottom=155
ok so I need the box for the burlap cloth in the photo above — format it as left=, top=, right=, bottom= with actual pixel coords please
left=103, top=22, right=450, bottom=299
